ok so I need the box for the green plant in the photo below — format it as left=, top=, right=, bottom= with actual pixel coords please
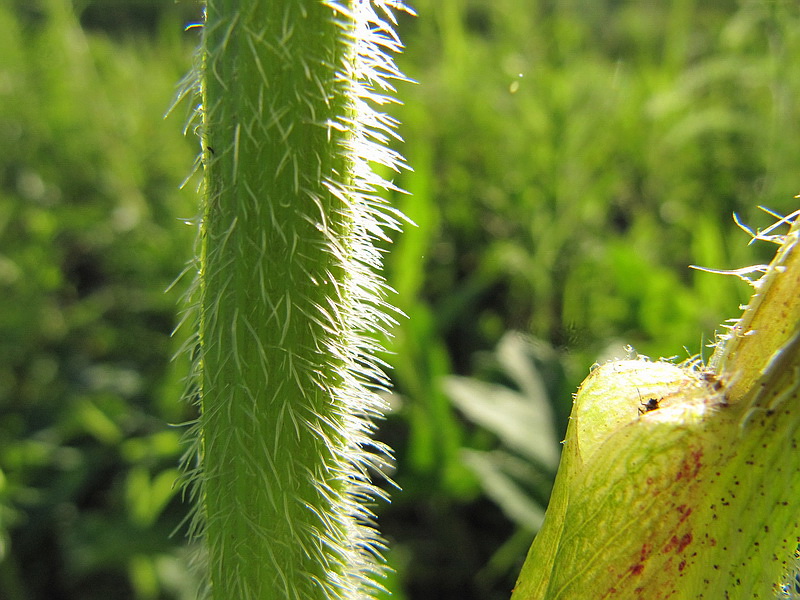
left=444, top=332, right=564, bottom=534
left=177, top=1, right=412, bottom=598
left=511, top=210, right=800, bottom=598
left=0, top=2, right=198, bottom=598
left=6, top=2, right=800, bottom=598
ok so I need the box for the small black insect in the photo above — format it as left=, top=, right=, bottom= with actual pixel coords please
left=638, top=397, right=660, bottom=415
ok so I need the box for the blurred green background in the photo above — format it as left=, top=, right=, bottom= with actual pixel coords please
left=1, top=0, right=798, bottom=598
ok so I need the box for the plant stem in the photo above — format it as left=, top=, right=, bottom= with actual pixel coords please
left=183, top=1, right=410, bottom=598
left=512, top=213, right=800, bottom=599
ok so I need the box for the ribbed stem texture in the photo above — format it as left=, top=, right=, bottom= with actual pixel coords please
left=178, top=1, right=411, bottom=598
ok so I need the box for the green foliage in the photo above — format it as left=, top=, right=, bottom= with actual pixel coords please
left=2, top=0, right=800, bottom=599
left=444, top=333, right=565, bottom=531
left=0, top=1, right=199, bottom=598
left=391, top=0, right=800, bottom=359
left=381, top=1, right=800, bottom=596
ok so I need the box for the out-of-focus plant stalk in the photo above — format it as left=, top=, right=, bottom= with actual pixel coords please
left=176, top=1, right=411, bottom=598
left=512, top=211, right=800, bottom=599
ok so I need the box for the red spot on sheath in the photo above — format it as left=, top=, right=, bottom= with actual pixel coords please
left=625, top=544, right=651, bottom=583
left=663, top=533, right=693, bottom=554
left=639, top=543, right=651, bottom=561
left=679, top=560, right=687, bottom=572
left=676, top=504, right=692, bottom=522
left=675, top=449, right=703, bottom=481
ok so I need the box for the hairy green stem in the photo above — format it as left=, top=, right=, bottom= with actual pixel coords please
left=178, top=1, right=410, bottom=598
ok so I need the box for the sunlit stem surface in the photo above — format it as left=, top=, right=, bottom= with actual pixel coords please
left=190, top=1, right=410, bottom=598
